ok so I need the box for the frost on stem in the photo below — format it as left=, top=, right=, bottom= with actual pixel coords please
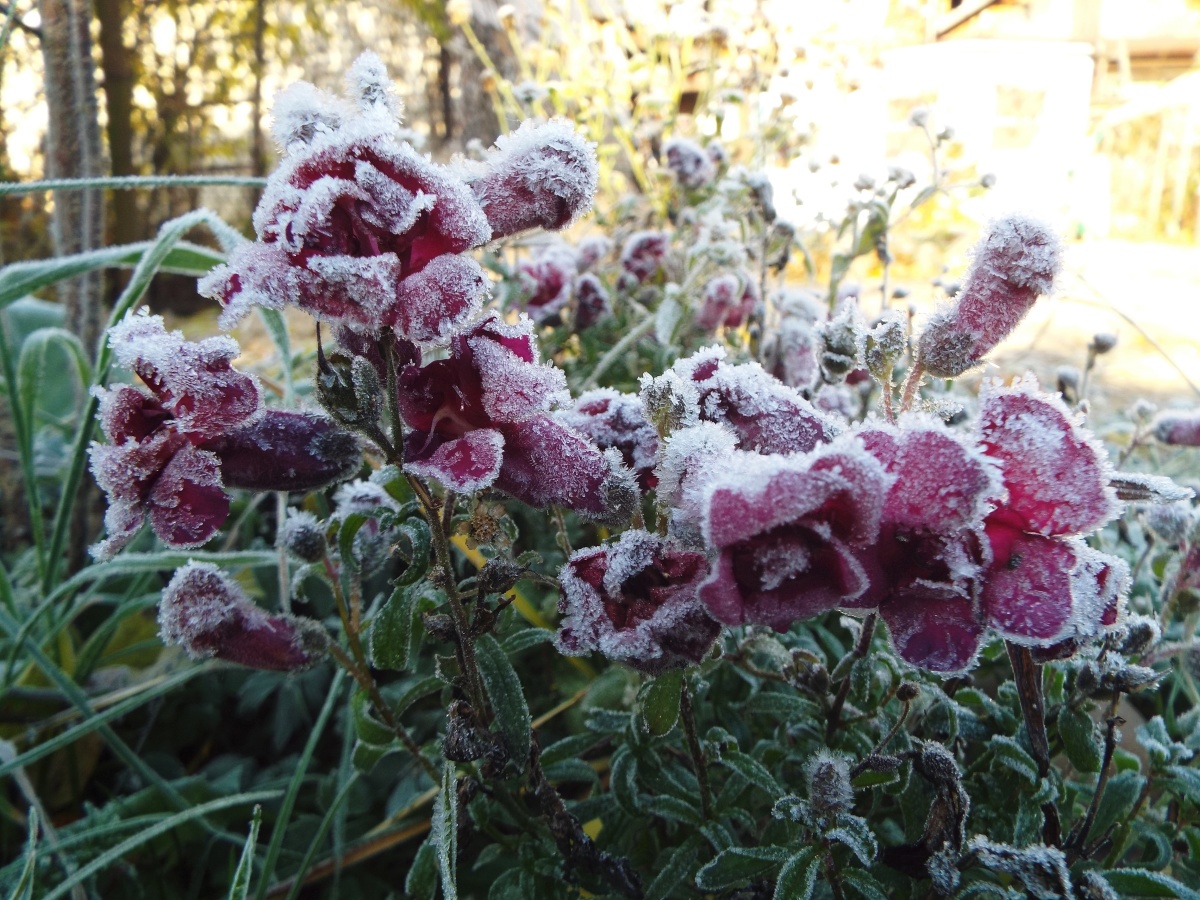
left=159, top=562, right=328, bottom=671
left=465, top=118, right=599, bottom=238
left=916, top=215, right=1063, bottom=378
left=555, top=529, right=718, bottom=675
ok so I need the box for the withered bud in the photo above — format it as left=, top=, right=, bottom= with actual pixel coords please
left=897, top=682, right=921, bottom=702
left=1115, top=615, right=1160, bottom=657
left=280, top=510, right=327, bottom=563
left=1056, top=365, right=1081, bottom=403
left=423, top=612, right=457, bottom=643
left=805, top=750, right=853, bottom=817
left=478, top=557, right=525, bottom=596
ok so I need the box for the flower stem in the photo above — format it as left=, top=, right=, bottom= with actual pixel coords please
left=826, top=613, right=877, bottom=742
left=898, top=356, right=925, bottom=413
left=1006, top=641, right=1062, bottom=846
left=679, top=680, right=713, bottom=821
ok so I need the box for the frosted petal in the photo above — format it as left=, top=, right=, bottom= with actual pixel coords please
left=148, top=445, right=229, bottom=549
left=555, top=388, right=659, bottom=489
left=880, top=589, right=983, bottom=675
left=494, top=415, right=610, bottom=516
left=393, top=254, right=487, bottom=342
left=208, top=410, right=361, bottom=492
left=405, top=429, right=505, bottom=493
left=982, top=527, right=1075, bottom=644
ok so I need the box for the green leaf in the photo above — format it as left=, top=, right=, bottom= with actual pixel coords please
left=10, top=807, right=38, bottom=900
left=988, top=735, right=1039, bottom=784
left=540, top=734, right=600, bottom=767
left=476, top=633, right=531, bottom=770
left=405, top=839, right=439, bottom=900
left=351, top=740, right=395, bottom=773
left=257, top=307, right=293, bottom=404
left=369, top=582, right=421, bottom=671
left=1058, top=705, right=1101, bottom=773
left=827, top=814, right=877, bottom=866
left=392, top=518, right=433, bottom=586
left=351, top=689, right=395, bottom=746
left=1092, top=771, right=1147, bottom=839
left=227, top=806, right=263, bottom=900
left=695, top=846, right=788, bottom=891
left=744, top=691, right=813, bottom=720
left=337, top=512, right=371, bottom=572
left=610, top=745, right=641, bottom=815
left=852, top=769, right=899, bottom=790
left=1163, top=764, right=1200, bottom=803
left=500, top=627, right=555, bottom=656
left=644, top=837, right=702, bottom=900
left=653, top=794, right=702, bottom=826
left=719, top=750, right=781, bottom=797
left=772, top=847, right=819, bottom=900
left=433, top=762, right=459, bottom=900
left=1099, top=869, right=1200, bottom=899
left=842, top=868, right=888, bottom=900
left=639, top=670, right=683, bottom=737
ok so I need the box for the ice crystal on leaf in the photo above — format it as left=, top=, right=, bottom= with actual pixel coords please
left=159, top=562, right=328, bottom=671
left=556, top=529, right=718, bottom=674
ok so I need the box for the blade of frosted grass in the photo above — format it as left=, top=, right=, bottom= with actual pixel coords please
left=40, top=791, right=280, bottom=900
left=0, top=175, right=267, bottom=196
left=9, top=807, right=38, bottom=900
left=0, top=665, right=212, bottom=779
left=258, top=308, right=294, bottom=405
left=279, top=775, right=360, bottom=900
left=0, top=310, right=46, bottom=581
left=0, top=606, right=242, bottom=844
left=229, top=806, right=264, bottom=900
left=253, top=669, right=348, bottom=900
left=42, top=209, right=240, bottom=594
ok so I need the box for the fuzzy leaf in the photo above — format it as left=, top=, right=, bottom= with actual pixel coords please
left=720, top=750, right=781, bottom=797
left=827, top=814, right=877, bottom=866
left=644, top=837, right=702, bottom=900
left=1099, top=869, right=1200, bottom=899
left=433, top=762, right=459, bottom=900
left=772, top=847, right=819, bottom=900
left=1092, top=771, right=1147, bottom=838
left=639, top=669, right=683, bottom=737
left=695, top=846, right=788, bottom=891
left=405, top=839, right=439, bottom=900
left=1058, top=705, right=1101, bottom=773
left=476, top=633, right=531, bottom=770
left=988, top=735, right=1039, bottom=784
left=842, top=868, right=889, bottom=900
left=369, top=582, right=421, bottom=671
left=610, top=745, right=641, bottom=815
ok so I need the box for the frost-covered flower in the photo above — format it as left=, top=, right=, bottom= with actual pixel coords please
left=669, top=346, right=839, bottom=456
left=696, top=441, right=892, bottom=630
left=159, top=562, right=328, bottom=671
left=200, top=57, right=492, bottom=340
left=765, top=289, right=824, bottom=392
left=463, top=118, right=598, bottom=239
left=1154, top=409, right=1200, bottom=446
left=89, top=312, right=359, bottom=559
left=397, top=313, right=631, bottom=523
left=574, top=234, right=612, bottom=272
left=555, top=388, right=659, bottom=489
left=696, top=271, right=758, bottom=332
left=620, top=231, right=669, bottom=284
left=663, top=136, right=716, bottom=189
left=917, top=216, right=1062, bottom=378
left=573, top=272, right=611, bottom=330
left=516, top=240, right=578, bottom=323
left=556, top=530, right=718, bottom=674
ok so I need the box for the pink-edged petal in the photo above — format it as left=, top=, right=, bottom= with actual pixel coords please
left=147, top=445, right=230, bottom=549
left=674, top=347, right=839, bottom=456
left=982, top=528, right=1076, bottom=644
left=89, top=430, right=183, bottom=559
left=208, top=410, right=361, bottom=492
left=468, top=322, right=569, bottom=423
left=979, top=378, right=1119, bottom=536
left=494, top=415, right=609, bottom=514
left=880, top=590, right=984, bottom=674
left=405, top=429, right=505, bottom=493
left=391, top=254, right=487, bottom=343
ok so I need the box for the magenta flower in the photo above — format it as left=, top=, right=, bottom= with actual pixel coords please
left=696, top=441, right=892, bottom=631
left=917, top=216, right=1062, bottom=377
left=397, top=313, right=630, bottom=522
left=620, top=231, right=669, bottom=284
left=516, top=241, right=578, bottom=323
left=90, top=311, right=359, bottom=559
left=199, top=63, right=492, bottom=339
left=664, top=137, right=716, bottom=189
left=573, top=273, right=612, bottom=330
left=671, top=347, right=839, bottom=456
left=555, top=388, right=659, bottom=490
left=977, top=379, right=1124, bottom=647
left=159, top=562, right=328, bottom=671
left=556, top=530, right=718, bottom=674
left=465, top=119, right=598, bottom=239
left=696, top=271, right=758, bottom=332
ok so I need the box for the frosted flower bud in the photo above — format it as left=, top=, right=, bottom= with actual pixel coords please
left=280, top=510, right=327, bottom=563
left=1090, top=331, right=1118, bottom=355
left=555, top=529, right=719, bottom=675
left=917, top=216, right=1063, bottom=378
left=209, top=410, right=362, bottom=493
left=819, top=300, right=864, bottom=382
left=966, top=838, right=1070, bottom=900
left=574, top=234, right=612, bottom=272
left=865, top=309, right=907, bottom=380
left=1143, top=503, right=1194, bottom=544
left=805, top=750, right=853, bottom=817
left=640, top=369, right=700, bottom=439
left=1109, top=472, right=1193, bottom=504
left=853, top=172, right=875, bottom=192
left=980, top=173, right=997, bottom=189
left=159, top=562, right=328, bottom=671
left=516, top=240, right=578, bottom=323
left=346, top=51, right=404, bottom=125
left=620, top=231, right=670, bottom=284
left=1115, top=615, right=1160, bottom=656
left=706, top=140, right=728, bottom=167
left=556, top=388, right=659, bottom=490
left=888, top=166, right=916, bottom=189
left=1154, top=409, right=1200, bottom=446
left=469, top=119, right=598, bottom=238
left=696, top=271, right=758, bottom=332
left=270, top=82, right=348, bottom=153
left=1056, top=365, right=1081, bottom=402
left=909, top=107, right=929, bottom=127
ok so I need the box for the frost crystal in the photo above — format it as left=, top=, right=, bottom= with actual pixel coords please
left=159, top=562, right=328, bottom=671
left=917, top=215, right=1062, bottom=378
left=555, top=530, right=719, bottom=675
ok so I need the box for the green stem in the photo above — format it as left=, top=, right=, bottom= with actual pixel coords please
left=679, top=680, right=712, bottom=821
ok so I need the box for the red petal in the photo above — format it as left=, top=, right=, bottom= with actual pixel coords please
left=982, top=529, right=1075, bottom=644
left=494, top=415, right=609, bottom=514
left=148, top=446, right=229, bottom=549
left=405, top=429, right=504, bottom=493
left=881, top=589, right=983, bottom=674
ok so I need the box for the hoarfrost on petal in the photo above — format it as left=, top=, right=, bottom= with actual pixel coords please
left=880, top=589, right=983, bottom=675
left=982, top=527, right=1076, bottom=644
left=147, top=445, right=230, bottom=549
left=404, top=429, right=505, bottom=494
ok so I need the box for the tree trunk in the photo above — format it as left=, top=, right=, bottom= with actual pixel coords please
left=95, top=0, right=138, bottom=257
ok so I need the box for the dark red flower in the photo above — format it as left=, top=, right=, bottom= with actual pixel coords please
left=664, top=137, right=716, bottom=189
left=620, top=231, right=669, bottom=284
left=556, top=388, right=659, bottom=489
left=516, top=241, right=578, bottom=323
left=159, top=562, right=328, bottom=671
left=696, top=271, right=758, bottom=332
left=1154, top=409, right=1200, bottom=446
left=573, top=273, right=611, bottom=330
left=556, top=530, right=718, bottom=674
left=398, top=314, right=632, bottom=523
left=696, top=441, right=891, bottom=630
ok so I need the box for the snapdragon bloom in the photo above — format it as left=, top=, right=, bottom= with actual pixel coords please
left=397, top=313, right=632, bottom=523
left=555, top=388, right=659, bottom=490
left=620, top=231, right=669, bottom=284
left=200, top=54, right=597, bottom=341
left=89, top=311, right=360, bottom=559
left=159, top=562, right=328, bottom=671
left=556, top=529, right=718, bottom=674
left=696, top=440, right=892, bottom=630
left=515, top=241, right=578, bottom=323
left=917, top=216, right=1062, bottom=378
left=696, top=271, right=758, bottom=332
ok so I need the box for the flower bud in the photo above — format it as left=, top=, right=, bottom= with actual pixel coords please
left=805, top=750, right=853, bottom=818
left=280, top=510, right=327, bottom=563
left=917, top=215, right=1062, bottom=378
left=1154, top=409, right=1200, bottom=446
left=469, top=119, right=598, bottom=238
left=663, top=137, right=716, bottom=189
left=1090, top=332, right=1118, bottom=355
left=210, top=410, right=361, bottom=492
left=159, top=562, right=328, bottom=671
